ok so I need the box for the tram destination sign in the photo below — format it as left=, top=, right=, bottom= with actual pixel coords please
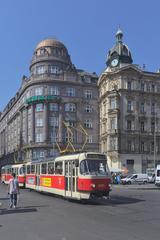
left=87, top=154, right=106, bottom=159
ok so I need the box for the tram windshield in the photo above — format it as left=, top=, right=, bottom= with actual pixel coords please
left=80, top=159, right=110, bottom=176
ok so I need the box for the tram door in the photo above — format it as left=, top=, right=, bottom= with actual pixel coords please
left=65, top=160, right=78, bottom=198
left=35, top=164, right=40, bottom=191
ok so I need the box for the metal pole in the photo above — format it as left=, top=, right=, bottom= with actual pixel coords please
left=154, top=113, right=156, bottom=171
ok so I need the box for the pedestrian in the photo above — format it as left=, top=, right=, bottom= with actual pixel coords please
left=116, top=174, right=121, bottom=184
left=8, top=172, right=20, bottom=209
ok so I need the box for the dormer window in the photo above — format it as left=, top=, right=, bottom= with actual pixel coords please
left=40, top=48, right=45, bottom=55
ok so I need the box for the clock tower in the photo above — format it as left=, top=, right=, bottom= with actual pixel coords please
left=106, top=28, right=133, bottom=69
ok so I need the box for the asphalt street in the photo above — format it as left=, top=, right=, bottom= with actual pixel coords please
left=0, top=183, right=160, bottom=240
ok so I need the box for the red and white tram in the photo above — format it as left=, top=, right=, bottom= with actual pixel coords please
left=1, top=152, right=111, bottom=200
left=25, top=152, right=111, bottom=200
left=1, top=164, right=25, bottom=187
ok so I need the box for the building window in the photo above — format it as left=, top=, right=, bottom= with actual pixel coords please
left=110, top=138, right=116, bottom=150
left=36, top=66, right=46, bottom=74
left=127, top=141, right=132, bottom=151
left=84, top=119, right=92, bottom=128
left=110, top=98, right=117, bottom=109
left=33, top=149, right=44, bottom=159
left=66, top=121, right=75, bottom=127
left=26, top=91, right=30, bottom=99
left=36, top=133, right=43, bottom=143
left=84, top=76, right=91, bottom=83
left=127, top=120, right=132, bottom=130
left=126, top=159, right=134, bottom=165
left=151, top=84, right=155, bottom=92
left=49, top=103, right=58, bottom=111
left=141, top=121, right=145, bottom=132
left=85, top=105, right=93, bottom=113
left=40, top=48, right=45, bottom=55
left=151, top=103, right=155, bottom=114
left=127, top=81, right=132, bottom=90
left=49, top=65, right=60, bottom=74
left=141, top=142, right=145, bottom=153
left=49, top=86, right=59, bottom=95
left=127, top=100, right=133, bottom=111
left=140, top=102, right=145, bottom=113
left=65, top=103, right=76, bottom=112
left=35, top=103, right=44, bottom=112
left=35, top=87, right=43, bottom=96
left=87, top=135, right=93, bottom=143
left=110, top=118, right=116, bottom=129
left=64, top=131, right=74, bottom=143
left=151, top=121, right=155, bottom=133
left=36, top=118, right=43, bottom=127
left=84, top=89, right=92, bottom=99
left=49, top=117, right=59, bottom=127
left=151, top=142, right=154, bottom=152
left=141, top=83, right=145, bottom=91
left=50, top=131, right=57, bottom=143
left=147, top=84, right=151, bottom=92
left=66, top=88, right=75, bottom=97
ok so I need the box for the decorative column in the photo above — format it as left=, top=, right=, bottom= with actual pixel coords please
left=25, top=107, right=28, bottom=144
left=44, top=103, right=49, bottom=142
left=31, top=104, right=35, bottom=143
left=58, top=104, right=63, bottom=143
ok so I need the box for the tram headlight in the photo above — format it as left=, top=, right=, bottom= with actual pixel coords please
left=109, top=183, right=112, bottom=190
left=91, top=183, right=96, bottom=188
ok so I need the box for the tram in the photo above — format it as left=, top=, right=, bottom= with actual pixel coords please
left=1, top=152, right=111, bottom=200
left=1, top=164, right=25, bottom=187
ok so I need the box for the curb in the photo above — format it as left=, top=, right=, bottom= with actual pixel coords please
left=112, top=185, right=159, bottom=190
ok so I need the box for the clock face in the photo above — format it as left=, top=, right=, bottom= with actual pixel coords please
left=111, top=58, right=119, bottom=67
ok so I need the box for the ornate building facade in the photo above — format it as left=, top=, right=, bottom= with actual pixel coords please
left=98, top=29, right=160, bottom=173
left=0, top=39, right=99, bottom=166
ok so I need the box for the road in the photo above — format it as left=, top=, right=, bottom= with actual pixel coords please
left=0, top=183, right=160, bottom=240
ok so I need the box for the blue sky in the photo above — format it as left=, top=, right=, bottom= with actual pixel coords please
left=0, top=0, right=160, bottom=110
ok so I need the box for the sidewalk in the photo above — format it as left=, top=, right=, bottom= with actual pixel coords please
left=112, top=183, right=159, bottom=190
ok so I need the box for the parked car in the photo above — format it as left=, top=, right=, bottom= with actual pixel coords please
left=148, top=173, right=155, bottom=183
left=155, top=165, right=160, bottom=186
left=121, top=173, right=149, bottom=185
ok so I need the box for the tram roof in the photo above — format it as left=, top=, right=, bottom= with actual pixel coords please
left=55, top=152, right=107, bottom=161
left=24, top=152, right=107, bottom=165
left=1, top=163, right=25, bottom=169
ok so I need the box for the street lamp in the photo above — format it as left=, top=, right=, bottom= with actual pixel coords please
left=154, top=112, right=157, bottom=172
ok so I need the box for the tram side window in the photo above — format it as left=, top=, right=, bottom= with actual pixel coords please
left=48, top=162, right=54, bottom=174
left=31, top=165, right=35, bottom=174
left=27, top=165, right=31, bottom=174
left=55, top=162, right=63, bottom=175
left=19, top=166, right=26, bottom=175
left=41, top=163, right=47, bottom=174
left=12, top=168, right=18, bottom=175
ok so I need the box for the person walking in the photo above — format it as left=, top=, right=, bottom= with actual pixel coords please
left=8, top=173, right=20, bottom=209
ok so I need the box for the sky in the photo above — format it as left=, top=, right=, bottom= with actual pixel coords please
left=0, top=0, right=160, bottom=111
